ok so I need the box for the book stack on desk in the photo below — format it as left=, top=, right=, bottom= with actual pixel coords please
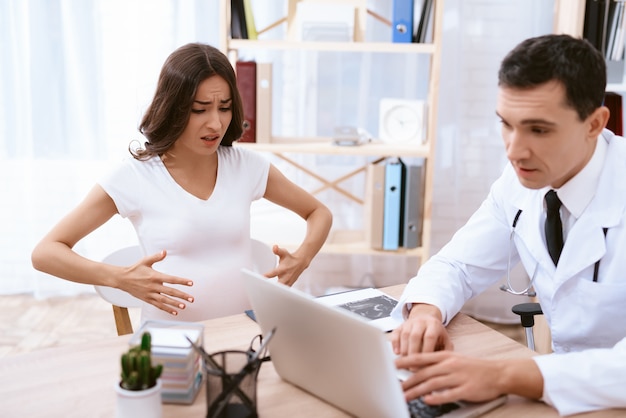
left=130, top=321, right=204, bottom=404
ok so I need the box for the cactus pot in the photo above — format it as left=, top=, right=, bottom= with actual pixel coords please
left=115, top=378, right=162, bottom=418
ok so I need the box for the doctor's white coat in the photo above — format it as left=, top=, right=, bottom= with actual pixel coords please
left=395, top=130, right=626, bottom=416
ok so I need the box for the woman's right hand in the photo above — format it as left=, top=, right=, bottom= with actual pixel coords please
left=32, top=185, right=192, bottom=317
left=115, top=249, right=194, bottom=316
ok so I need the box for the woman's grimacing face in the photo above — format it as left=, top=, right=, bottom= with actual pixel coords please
left=496, top=80, right=598, bottom=190
left=173, top=75, right=233, bottom=155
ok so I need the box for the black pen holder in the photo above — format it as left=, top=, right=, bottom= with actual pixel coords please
left=204, top=350, right=261, bottom=418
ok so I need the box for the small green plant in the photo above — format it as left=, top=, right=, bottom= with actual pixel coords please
left=120, top=332, right=163, bottom=391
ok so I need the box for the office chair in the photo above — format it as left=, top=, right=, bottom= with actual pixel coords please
left=95, top=239, right=277, bottom=336
left=94, top=246, right=144, bottom=336
left=511, top=302, right=543, bottom=352
left=511, top=299, right=555, bottom=354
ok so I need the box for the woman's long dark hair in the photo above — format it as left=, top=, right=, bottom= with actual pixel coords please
left=132, top=43, right=244, bottom=160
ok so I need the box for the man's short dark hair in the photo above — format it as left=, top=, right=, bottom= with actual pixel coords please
left=498, top=34, right=606, bottom=121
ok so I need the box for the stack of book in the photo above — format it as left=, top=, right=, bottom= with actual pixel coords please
left=130, top=320, right=204, bottom=404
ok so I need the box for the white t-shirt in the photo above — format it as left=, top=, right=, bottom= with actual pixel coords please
left=98, top=146, right=270, bottom=322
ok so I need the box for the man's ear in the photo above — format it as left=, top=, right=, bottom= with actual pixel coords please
left=588, top=106, right=610, bottom=138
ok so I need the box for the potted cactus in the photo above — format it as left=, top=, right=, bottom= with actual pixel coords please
left=115, top=332, right=164, bottom=418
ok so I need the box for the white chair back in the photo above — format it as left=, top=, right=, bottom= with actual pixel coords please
left=95, top=239, right=276, bottom=309
left=250, top=238, right=277, bottom=274
left=94, top=246, right=144, bottom=309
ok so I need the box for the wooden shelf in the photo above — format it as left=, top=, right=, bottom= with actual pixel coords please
left=281, top=229, right=423, bottom=256
left=227, top=39, right=437, bottom=54
left=235, top=140, right=430, bottom=158
left=322, top=241, right=422, bottom=256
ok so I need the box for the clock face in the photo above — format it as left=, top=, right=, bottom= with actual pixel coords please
left=379, top=99, right=425, bottom=144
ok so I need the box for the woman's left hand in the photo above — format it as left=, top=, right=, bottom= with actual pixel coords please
left=264, top=244, right=307, bottom=286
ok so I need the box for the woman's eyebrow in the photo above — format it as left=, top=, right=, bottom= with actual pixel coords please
left=193, top=98, right=232, bottom=105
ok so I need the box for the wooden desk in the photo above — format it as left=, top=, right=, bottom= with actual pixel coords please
left=0, top=285, right=622, bottom=417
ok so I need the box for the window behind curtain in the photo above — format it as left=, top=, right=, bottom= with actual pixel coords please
left=0, top=0, right=218, bottom=296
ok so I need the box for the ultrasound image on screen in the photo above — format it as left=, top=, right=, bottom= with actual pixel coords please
left=338, top=295, right=398, bottom=320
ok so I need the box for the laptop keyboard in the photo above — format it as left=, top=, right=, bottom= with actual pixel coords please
left=407, top=397, right=461, bottom=418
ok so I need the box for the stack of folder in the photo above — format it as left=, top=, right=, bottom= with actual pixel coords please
left=130, top=321, right=204, bottom=404
left=583, top=0, right=626, bottom=82
left=605, top=92, right=623, bottom=136
left=366, top=158, right=425, bottom=251
left=235, top=60, right=273, bottom=143
left=230, top=0, right=257, bottom=40
left=392, top=0, right=435, bottom=43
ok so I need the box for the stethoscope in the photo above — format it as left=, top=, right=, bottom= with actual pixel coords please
left=499, top=210, right=537, bottom=296
left=499, top=209, right=608, bottom=297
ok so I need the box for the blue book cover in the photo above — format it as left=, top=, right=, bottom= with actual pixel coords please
left=392, top=0, right=414, bottom=43
left=382, top=161, right=403, bottom=250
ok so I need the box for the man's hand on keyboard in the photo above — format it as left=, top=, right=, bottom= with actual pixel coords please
left=395, top=351, right=543, bottom=405
left=395, top=351, right=504, bottom=405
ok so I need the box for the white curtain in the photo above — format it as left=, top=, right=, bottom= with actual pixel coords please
left=0, top=0, right=217, bottom=297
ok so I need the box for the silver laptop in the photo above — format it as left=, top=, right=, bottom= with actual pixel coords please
left=241, top=268, right=507, bottom=418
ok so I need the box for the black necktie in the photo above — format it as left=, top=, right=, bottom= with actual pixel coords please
left=545, top=190, right=564, bottom=266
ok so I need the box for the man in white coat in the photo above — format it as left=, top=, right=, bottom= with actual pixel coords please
left=390, top=34, right=626, bottom=416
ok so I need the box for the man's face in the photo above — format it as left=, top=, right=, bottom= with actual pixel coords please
left=496, top=80, right=599, bottom=189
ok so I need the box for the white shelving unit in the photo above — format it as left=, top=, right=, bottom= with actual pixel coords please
left=218, top=0, right=444, bottom=260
